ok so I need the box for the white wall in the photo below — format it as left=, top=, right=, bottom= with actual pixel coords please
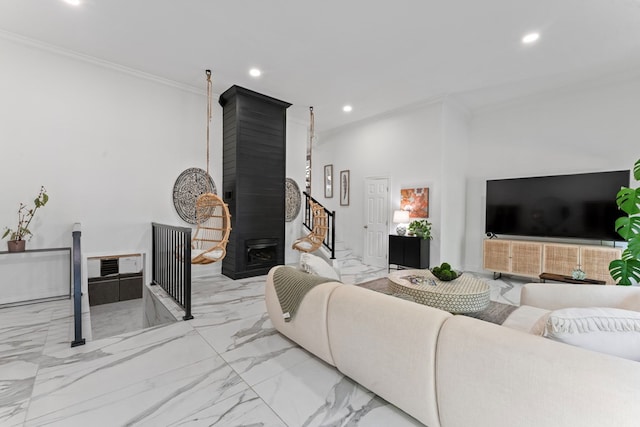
left=464, top=76, right=640, bottom=271
left=314, top=102, right=446, bottom=265
left=440, top=99, right=470, bottom=267
left=315, top=77, right=640, bottom=273
left=0, top=36, right=220, bottom=278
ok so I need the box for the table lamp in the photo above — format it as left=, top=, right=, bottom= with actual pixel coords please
left=393, top=210, right=410, bottom=236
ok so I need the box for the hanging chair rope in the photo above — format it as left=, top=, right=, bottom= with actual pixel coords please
left=309, top=106, right=314, bottom=144
left=205, top=69, right=212, bottom=176
left=187, top=69, right=232, bottom=265
left=306, top=106, right=314, bottom=193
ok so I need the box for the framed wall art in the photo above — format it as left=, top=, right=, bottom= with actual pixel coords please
left=400, top=187, right=429, bottom=218
left=324, top=164, right=333, bottom=198
left=340, top=170, right=350, bottom=206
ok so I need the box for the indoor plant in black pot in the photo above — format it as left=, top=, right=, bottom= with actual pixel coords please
left=3, top=186, right=49, bottom=252
left=609, top=159, right=640, bottom=285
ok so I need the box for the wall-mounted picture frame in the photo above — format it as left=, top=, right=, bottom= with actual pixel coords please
left=340, top=170, right=350, bottom=206
left=400, top=187, right=429, bottom=218
left=324, top=164, right=333, bottom=198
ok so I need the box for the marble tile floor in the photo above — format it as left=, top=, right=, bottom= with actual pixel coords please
left=0, top=261, right=528, bottom=426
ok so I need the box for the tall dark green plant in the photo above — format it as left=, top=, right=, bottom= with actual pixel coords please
left=609, top=159, right=640, bottom=285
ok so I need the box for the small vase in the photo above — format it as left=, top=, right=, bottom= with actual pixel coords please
left=571, top=268, right=586, bottom=280
left=7, top=240, right=26, bottom=252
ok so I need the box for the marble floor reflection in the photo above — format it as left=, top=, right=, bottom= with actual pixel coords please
left=0, top=260, right=527, bottom=426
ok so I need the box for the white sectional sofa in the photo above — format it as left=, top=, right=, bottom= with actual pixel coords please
left=264, top=266, right=640, bottom=427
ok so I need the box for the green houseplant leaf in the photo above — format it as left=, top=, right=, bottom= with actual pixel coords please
left=407, top=219, right=432, bottom=240
left=627, top=235, right=640, bottom=259
left=609, top=255, right=640, bottom=286
left=615, top=187, right=640, bottom=215
left=614, top=216, right=640, bottom=240
left=34, top=192, right=49, bottom=208
left=609, top=158, right=640, bottom=285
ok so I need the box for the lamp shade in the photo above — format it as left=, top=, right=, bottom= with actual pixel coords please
left=393, top=210, right=410, bottom=224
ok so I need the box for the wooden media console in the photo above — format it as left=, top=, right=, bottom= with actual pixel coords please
left=483, top=239, right=621, bottom=285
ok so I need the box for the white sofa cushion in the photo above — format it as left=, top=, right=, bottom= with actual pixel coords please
left=191, top=248, right=224, bottom=261
left=327, top=285, right=451, bottom=427
left=299, top=253, right=340, bottom=281
left=437, top=315, right=640, bottom=427
left=544, top=307, right=640, bottom=361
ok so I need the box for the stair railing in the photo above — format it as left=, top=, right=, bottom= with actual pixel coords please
left=302, top=191, right=335, bottom=259
left=151, top=223, right=193, bottom=320
left=71, top=223, right=86, bottom=347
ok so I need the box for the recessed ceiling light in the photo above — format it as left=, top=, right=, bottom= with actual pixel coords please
left=522, top=32, right=540, bottom=44
left=63, top=0, right=81, bottom=6
left=249, top=68, right=261, bottom=77
left=343, top=105, right=353, bottom=113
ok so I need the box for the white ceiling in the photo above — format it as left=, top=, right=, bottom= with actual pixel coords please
left=2, top=0, right=640, bottom=132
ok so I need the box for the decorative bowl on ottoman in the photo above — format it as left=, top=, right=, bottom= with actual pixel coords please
left=430, top=262, right=461, bottom=281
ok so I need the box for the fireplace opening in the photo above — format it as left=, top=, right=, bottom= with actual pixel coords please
left=246, top=239, right=279, bottom=269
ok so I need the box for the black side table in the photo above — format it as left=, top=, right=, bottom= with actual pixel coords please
left=388, top=235, right=430, bottom=271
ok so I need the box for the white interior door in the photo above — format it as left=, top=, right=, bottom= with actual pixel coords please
left=363, top=177, right=389, bottom=267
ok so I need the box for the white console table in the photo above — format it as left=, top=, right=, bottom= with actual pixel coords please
left=0, top=247, right=71, bottom=307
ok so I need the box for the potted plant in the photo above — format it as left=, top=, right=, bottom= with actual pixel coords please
left=609, top=159, right=640, bottom=285
left=3, top=186, right=49, bottom=252
left=407, top=218, right=432, bottom=239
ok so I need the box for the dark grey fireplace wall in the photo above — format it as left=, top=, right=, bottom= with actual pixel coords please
left=219, top=85, right=291, bottom=279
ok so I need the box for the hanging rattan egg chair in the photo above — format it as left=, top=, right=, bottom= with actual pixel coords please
left=292, top=200, right=328, bottom=253
left=187, top=69, right=232, bottom=265
left=191, top=192, right=231, bottom=265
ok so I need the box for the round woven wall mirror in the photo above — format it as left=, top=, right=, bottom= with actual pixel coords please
left=285, top=178, right=301, bottom=222
left=173, top=167, right=216, bottom=224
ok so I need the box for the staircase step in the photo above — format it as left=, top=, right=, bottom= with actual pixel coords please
left=334, top=248, right=352, bottom=258
left=334, top=240, right=347, bottom=251
left=308, top=241, right=361, bottom=270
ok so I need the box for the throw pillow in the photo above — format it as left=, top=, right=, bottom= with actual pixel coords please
left=299, top=253, right=340, bottom=281
left=544, top=307, right=640, bottom=361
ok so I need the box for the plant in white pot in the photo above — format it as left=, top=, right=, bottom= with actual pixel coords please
left=3, top=186, right=49, bottom=252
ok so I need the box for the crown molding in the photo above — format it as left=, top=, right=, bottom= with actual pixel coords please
left=0, top=29, right=204, bottom=95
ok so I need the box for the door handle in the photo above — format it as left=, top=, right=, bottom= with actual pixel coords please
left=364, top=225, right=368, bottom=229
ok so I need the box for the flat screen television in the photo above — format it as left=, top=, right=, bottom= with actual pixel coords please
left=485, top=170, right=629, bottom=241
